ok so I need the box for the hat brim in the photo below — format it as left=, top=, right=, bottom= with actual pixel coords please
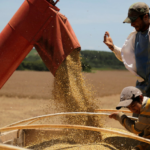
left=123, top=17, right=131, bottom=23
left=116, top=99, right=133, bottom=110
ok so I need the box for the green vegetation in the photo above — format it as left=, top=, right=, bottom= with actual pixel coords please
left=17, top=49, right=125, bottom=72
left=17, top=49, right=48, bottom=71
left=81, top=50, right=125, bottom=72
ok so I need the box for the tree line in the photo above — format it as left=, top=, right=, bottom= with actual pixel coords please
left=81, top=50, right=125, bottom=72
left=17, top=49, right=125, bottom=72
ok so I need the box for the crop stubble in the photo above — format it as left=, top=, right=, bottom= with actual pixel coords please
left=0, top=50, right=137, bottom=149
left=0, top=71, right=136, bottom=99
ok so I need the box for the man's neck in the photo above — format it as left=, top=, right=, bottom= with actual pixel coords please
left=141, top=24, right=149, bottom=32
left=141, top=19, right=150, bottom=32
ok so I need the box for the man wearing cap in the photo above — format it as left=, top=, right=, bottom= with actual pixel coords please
left=103, top=2, right=150, bottom=97
left=109, top=86, right=150, bottom=150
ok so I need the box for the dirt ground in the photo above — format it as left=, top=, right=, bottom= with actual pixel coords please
left=0, top=70, right=136, bottom=98
left=0, top=70, right=140, bottom=150
left=0, top=70, right=136, bottom=128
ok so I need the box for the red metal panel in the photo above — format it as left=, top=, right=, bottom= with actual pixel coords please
left=34, top=8, right=81, bottom=75
left=28, top=0, right=60, bottom=12
left=0, top=0, right=80, bottom=89
left=9, top=0, right=55, bottom=42
left=0, top=24, right=33, bottom=88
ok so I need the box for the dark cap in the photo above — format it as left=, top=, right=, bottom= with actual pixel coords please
left=123, top=2, right=150, bottom=23
left=116, top=86, right=142, bottom=110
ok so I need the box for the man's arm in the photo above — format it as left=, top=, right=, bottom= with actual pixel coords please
left=109, top=112, right=147, bottom=134
left=103, top=32, right=122, bottom=62
left=113, top=46, right=122, bottom=62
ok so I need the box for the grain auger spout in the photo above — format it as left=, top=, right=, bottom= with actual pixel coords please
left=0, top=0, right=81, bottom=89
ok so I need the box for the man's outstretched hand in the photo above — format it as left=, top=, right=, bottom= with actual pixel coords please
left=103, top=31, right=114, bottom=51
left=109, top=112, right=120, bottom=120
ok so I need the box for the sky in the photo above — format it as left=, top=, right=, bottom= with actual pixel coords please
left=0, top=0, right=150, bottom=51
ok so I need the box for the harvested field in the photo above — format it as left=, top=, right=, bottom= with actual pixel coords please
left=84, top=70, right=136, bottom=97
left=0, top=70, right=136, bottom=98
left=0, top=70, right=136, bottom=128
left=0, top=70, right=139, bottom=149
left=0, top=71, right=54, bottom=99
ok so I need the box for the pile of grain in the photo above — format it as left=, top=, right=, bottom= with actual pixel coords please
left=28, top=128, right=140, bottom=150
left=27, top=49, right=142, bottom=149
left=51, top=49, right=102, bottom=143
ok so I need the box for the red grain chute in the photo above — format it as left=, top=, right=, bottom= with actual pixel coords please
left=0, top=0, right=81, bottom=89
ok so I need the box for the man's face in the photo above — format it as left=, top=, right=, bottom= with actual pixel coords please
left=130, top=14, right=149, bottom=32
left=127, top=100, right=142, bottom=114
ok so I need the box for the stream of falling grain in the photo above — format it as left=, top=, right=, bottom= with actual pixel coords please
left=52, top=49, right=102, bottom=143
left=27, top=49, right=140, bottom=150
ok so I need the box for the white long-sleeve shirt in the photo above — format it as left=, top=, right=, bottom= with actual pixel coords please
left=112, top=28, right=150, bottom=82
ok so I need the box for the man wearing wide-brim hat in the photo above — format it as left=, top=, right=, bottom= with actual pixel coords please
left=109, top=86, right=150, bottom=150
left=103, top=2, right=150, bottom=97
